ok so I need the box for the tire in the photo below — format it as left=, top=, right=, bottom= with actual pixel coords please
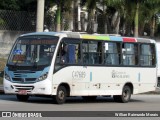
left=113, top=85, right=131, bottom=103
left=54, top=86, right=67, bottom=104
left=16, top=95, right=29, bottom=102
left=82, top=96, right=97, bottom=101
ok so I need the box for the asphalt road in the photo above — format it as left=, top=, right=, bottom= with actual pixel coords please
left=0, top=94, right=160, bottom=111
left=0, top=95, right=160, bottom=120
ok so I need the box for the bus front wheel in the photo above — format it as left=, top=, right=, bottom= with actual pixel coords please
left=54, top=86, right=67, bottom=104
left=16, top=95, right=29, bottom=102
left=113, top=85, right=131, bottom=103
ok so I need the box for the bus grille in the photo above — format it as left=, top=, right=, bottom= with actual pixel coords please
left=14, top=71, right=36, bottom=73
left=12, top=78, right=37, bottom=83
left=12, top=71, right=37, bottom=83
left=13, top=85, right=34, bottom=93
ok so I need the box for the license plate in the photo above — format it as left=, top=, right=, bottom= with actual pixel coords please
left=18, top=90, right=27, bottom=95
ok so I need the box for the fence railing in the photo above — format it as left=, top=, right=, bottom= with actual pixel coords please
left=0, top=10, right=115, bottom=34
left=0, top=10, right=36, bottom=31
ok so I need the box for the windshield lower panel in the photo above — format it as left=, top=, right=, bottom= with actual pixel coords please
left=8, top=35, right=59, bottom=67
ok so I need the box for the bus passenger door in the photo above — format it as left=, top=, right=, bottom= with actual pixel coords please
left=56, top=38, right=89, bottom=96
left=69, top=43, right=89, bottom=96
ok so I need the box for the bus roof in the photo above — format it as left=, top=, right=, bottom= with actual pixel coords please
left=20, top=32, right=155, bottom=43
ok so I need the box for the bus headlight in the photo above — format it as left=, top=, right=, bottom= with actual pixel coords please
left=5, top=73, right=11, bottom=81
left=37, top=72, right=48, bottom=81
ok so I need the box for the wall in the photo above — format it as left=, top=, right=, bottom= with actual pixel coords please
left=0, top=30, right=29, bottom=58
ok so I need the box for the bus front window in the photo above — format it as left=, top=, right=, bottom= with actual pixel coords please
left=8, top=36, right=58, bottom=66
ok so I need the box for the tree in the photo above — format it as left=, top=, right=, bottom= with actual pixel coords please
left=52, top=0, right=73, bottom=31
left=55, top=0, right=61, bottom=31
left=81, top=0, right=98, bottom=33
left=103, top=0, right=123, bottom=34
left=0, top=0, right=37, bottom=11
left=0, top=0, right=20, bottom=10
left=144, top=0, right=160, bottom=37
left=134, top=0, right=139, bottom=37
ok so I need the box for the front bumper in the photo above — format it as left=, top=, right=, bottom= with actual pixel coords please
left=3, top=79, right=52, bottom=95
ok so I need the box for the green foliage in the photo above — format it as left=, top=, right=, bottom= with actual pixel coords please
left=0, top=0, right=160, bottom=36
left=0, top=18, right=5, bottom=25
left=0, top=0, right=37, bottom=11
left=0, top=0, right=20, bottom=10
left=0, top=58, right=6, bottom=85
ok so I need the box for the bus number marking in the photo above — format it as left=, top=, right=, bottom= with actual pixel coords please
left=72, top=71, right=86, bottom=80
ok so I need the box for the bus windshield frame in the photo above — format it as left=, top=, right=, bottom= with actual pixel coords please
left=7, top=35, right=59, bottom=67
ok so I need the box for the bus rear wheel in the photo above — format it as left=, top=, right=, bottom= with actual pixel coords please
left=113, top=85, right=131, bottom=103
left=16, top=95, right=29, bottom=102
left=54, top=86, right=67, bottom=104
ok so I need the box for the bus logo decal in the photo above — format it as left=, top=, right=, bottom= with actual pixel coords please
left=112, top=70, right=129, bottom=79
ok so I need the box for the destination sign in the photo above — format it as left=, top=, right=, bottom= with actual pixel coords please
left=20, top=40, right=57, bottom=45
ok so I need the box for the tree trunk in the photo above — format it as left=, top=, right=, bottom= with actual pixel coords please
left=68, top=1, right=74, bottom=31
left=150, top=15, right=156, bottom=37
left=56, top=6, right=61, bottom=32
left=81, top=13, right=85, bottom=31
left=104, top=15, right=108, bottom=34
left=87, top=9, right=95, bottom=34
left=112, top=11, right=120, bottom=34
left=134, top=2, right=139, bottom=37
left=73, top=0, right=79, bottom=31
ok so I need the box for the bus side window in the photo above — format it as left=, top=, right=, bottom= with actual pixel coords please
left=140, top=44, right=155, bottom=66
left=151, top=45, right=156, bottom=65
left=56, top=41, right=81, bottom=65
left=122, top=43, right=138, bottom=66
left=75, top=44, right=81, bottom=64
left=55, top=43, right=62, bottom=64
left=82, top=40, right=102, bottom=65
left=104, top=42, right=120, bottom=65
left=61, top=44, right=68, bottom=64
left=82, top=42, right=88, bottom=64
left=67, top=44, right=76, bottom=64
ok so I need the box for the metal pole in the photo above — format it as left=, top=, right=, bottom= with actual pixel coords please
left=36, top=0, right=45, bottom=32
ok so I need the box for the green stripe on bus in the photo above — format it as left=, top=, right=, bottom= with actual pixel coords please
left=81, top=35, right=110, bottom=40
left=96, top=36, right=110, bottom=40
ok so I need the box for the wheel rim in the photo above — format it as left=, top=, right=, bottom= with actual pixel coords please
left=123, top=89, right=130, bottom=100
left=58, top=90, right=65, bottom=100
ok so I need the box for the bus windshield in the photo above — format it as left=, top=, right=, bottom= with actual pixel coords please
left=8, top=35, right=59, bottom=66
